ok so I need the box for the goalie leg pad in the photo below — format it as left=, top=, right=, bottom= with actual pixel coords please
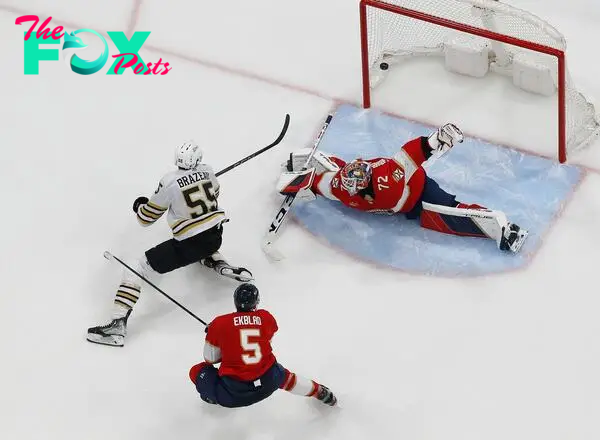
left=420, top=203, right=499, bottom=239
left=421, top=202, right=508, bottom=242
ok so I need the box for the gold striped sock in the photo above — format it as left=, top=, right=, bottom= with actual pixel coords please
left=114, top=283, right=140, bottom=310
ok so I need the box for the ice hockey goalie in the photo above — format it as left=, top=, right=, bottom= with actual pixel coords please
left=276, top=124, right=528, bottom=253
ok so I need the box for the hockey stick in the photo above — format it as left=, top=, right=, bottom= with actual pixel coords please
left=103, top=251, right=208, bottom=326
left=261, top=114, right=333, bottom=260
left=215, top=114, right=290, bottom=177
left=99, top=117, right=290, bottom=325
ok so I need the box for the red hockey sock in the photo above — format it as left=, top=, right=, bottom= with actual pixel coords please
left=280, top=368, right=319, bottom=396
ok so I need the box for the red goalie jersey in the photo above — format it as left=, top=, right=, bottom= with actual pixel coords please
left=311, top=137, right=430, bottom=214
left=275, top=123, right=528, bottom=254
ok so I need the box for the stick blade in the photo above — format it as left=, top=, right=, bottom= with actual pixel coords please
left=261, top=240, right=285, bottom=261
left=269, top=113, right=291, bottom=147
left=103, top=251, right=114, bottom=261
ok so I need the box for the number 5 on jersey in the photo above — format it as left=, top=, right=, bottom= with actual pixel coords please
left=240, top=329, right=262, bottom=365
left=183, top=182, right=217, bottom=218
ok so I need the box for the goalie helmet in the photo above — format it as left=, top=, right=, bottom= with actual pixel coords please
left=340, top=160, right=372, bottom=196
left=174, top=141, right=203, bottom=170
left=234, top=283, right=260, bottom=312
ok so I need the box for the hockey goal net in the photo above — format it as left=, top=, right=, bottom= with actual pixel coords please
left=359, top=0, right=600, bottom=163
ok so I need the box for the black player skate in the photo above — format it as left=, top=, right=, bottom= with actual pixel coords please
left=500, top=222, right=528, bottom=253
left=87, top=310, right=132, bottom=347
left=316, top=385, right=337, bottom=407
left=200, top=256, right=254, bottom=282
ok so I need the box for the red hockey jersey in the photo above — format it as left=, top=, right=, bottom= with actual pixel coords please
left=312, top=137, right=429, bottom=213
left=204, top=309, right=278, bottom=381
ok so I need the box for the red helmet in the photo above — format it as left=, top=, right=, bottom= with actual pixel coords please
left=340, top=160, right=372, bottom=195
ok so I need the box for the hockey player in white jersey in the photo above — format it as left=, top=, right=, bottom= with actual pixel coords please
left=87, top=142, right=253, bottom=347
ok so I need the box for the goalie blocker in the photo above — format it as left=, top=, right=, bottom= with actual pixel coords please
left=277, top=124, right=528, bottom=253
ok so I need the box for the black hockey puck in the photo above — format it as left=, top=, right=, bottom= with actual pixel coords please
left=380, top=62, right=389, bottom=70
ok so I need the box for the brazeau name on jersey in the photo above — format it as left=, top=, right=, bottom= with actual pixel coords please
left=176, top=171, right=211, bottom=188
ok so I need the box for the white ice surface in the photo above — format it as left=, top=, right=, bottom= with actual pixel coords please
left=1, top=1, right=600, bottom=440
left=3, top=0, right=132, bottom=31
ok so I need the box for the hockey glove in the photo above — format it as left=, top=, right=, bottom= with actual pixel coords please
left=428, top=123, right=464, bottom=152
left=132, top=196, right=149, bottom=213
left=276, top=168, right=316, bottom=198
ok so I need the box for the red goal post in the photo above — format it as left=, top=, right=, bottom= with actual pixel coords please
left=359, top=0, right=598, bottom=163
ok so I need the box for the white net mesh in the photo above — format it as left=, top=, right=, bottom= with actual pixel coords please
left=364, top=0, right=600, bottom=155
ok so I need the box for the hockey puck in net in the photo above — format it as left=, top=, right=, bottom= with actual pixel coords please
left=380, top=62, right=389, bottom=70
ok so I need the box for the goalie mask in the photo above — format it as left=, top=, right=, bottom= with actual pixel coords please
left=340, top=160, right=372, bottom=196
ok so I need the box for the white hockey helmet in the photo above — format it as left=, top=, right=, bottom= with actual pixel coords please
left=174, top=141, right=203, bottom=170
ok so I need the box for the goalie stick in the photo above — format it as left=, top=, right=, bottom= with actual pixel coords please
left=262, top=114, right=333, bottom=260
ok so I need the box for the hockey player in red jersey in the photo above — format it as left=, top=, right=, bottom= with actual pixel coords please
left=276, top=123, right=527, bottom=253
left=189, top=283, right=337, bottom=408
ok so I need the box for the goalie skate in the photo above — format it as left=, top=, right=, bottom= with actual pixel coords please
left=200, top=256, right=254, bottom=282
left=499, top=223, right=528, bottom=253
left=86, top=310, right=131, bottom=347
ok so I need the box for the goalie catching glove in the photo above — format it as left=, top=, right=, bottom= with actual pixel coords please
left=427, top=123, right=464, bottom=153
left=271, top=122, right=528, bottom=253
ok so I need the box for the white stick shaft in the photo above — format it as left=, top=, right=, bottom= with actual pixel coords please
left=302, top=114, right=333, bottom=170
left=262, top=114, right=333, bottom=257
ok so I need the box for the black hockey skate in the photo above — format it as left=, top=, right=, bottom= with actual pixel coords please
left=87, top=310, right=131, bottom=347
left=316, top=385, right=337, bottom=407
left=499, top=223, right=528, bottom=253
left=200, top=256, right=254, bottom=282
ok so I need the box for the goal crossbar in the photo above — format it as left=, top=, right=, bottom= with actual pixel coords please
left=359, top=0, right=567, bottom=162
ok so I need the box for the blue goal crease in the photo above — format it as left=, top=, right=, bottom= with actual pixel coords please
left=291, top=104, right=583, bottom=277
